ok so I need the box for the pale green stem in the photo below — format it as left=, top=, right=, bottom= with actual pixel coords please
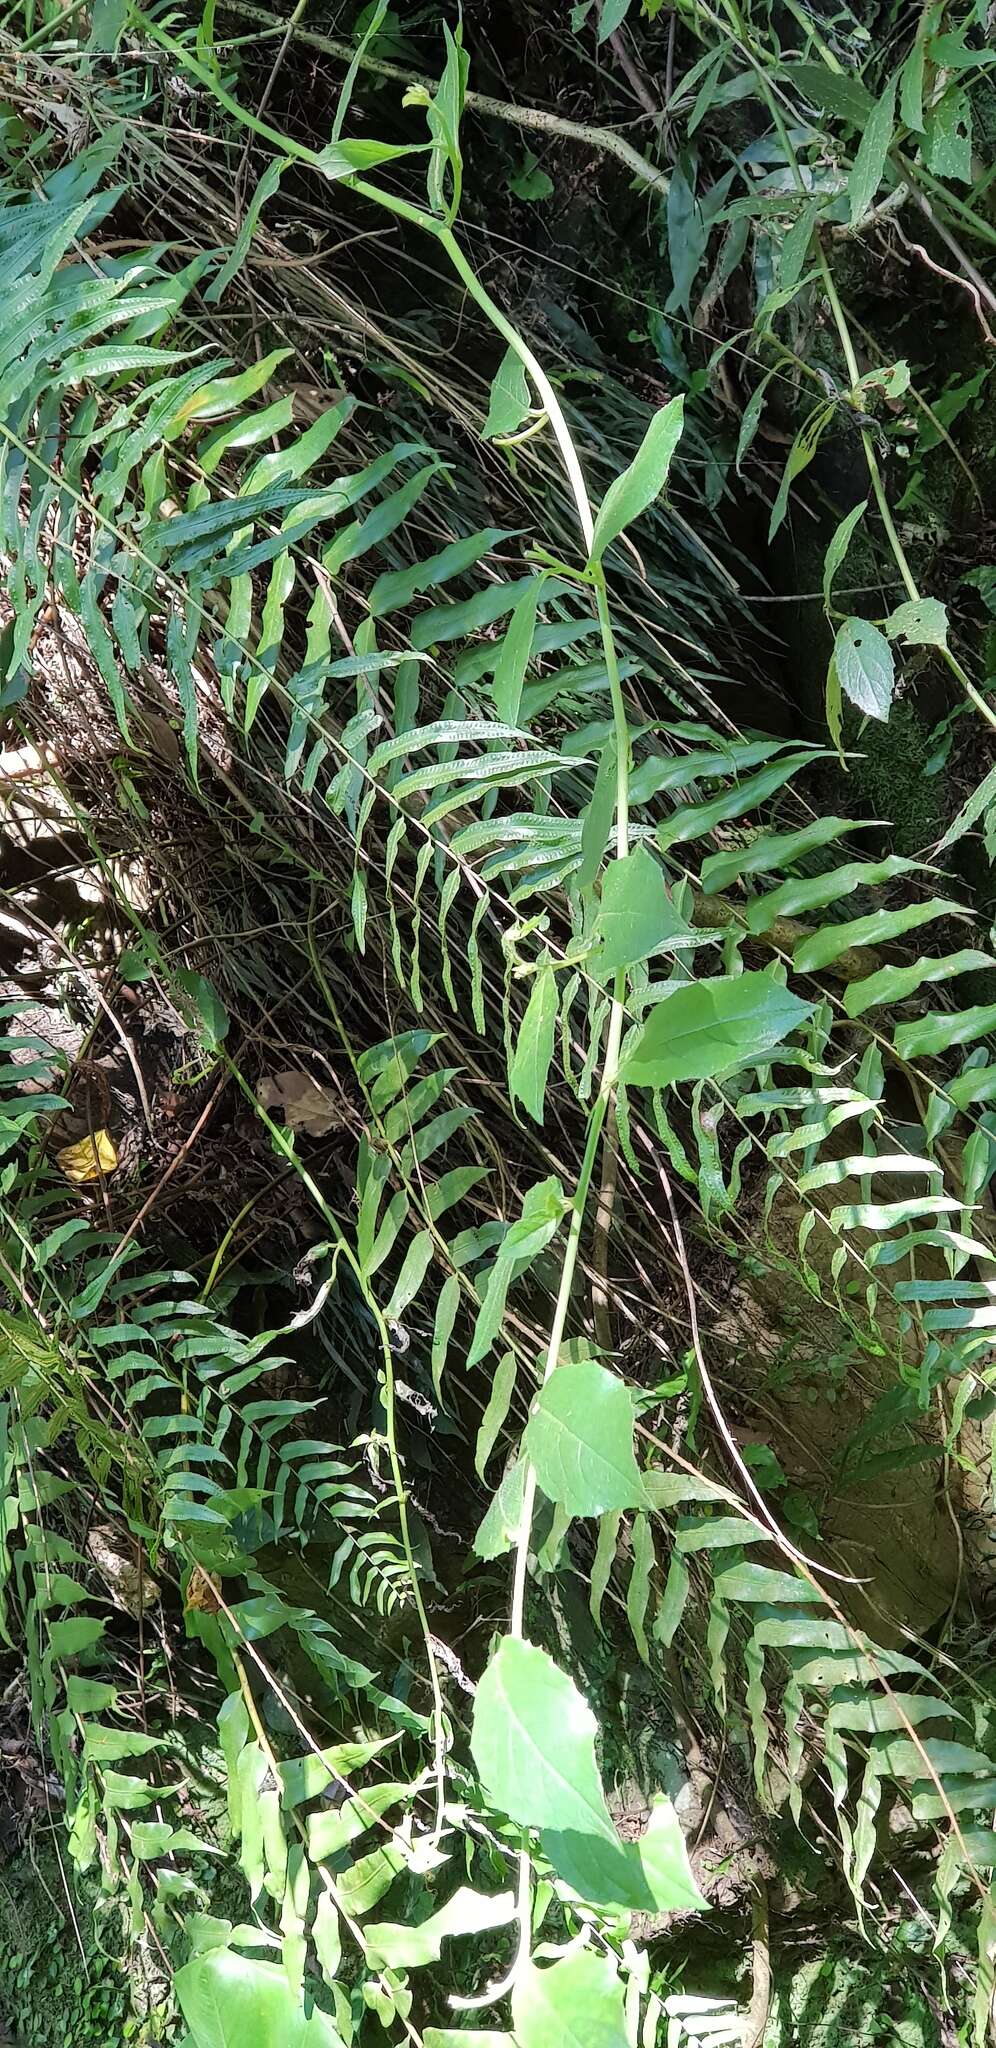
left=436, top=226, right=596, bottom=557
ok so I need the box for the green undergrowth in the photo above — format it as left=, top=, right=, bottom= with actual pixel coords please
left=0, top=1845, right=139, bottom=2047
left=0, top=3, right=994, bottom=2046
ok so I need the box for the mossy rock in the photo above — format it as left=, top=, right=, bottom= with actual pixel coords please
left=841, top=697, right=947, bottom=855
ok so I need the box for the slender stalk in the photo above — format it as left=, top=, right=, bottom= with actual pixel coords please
left=818, top=246, right=996, bottom=739
left=436, top=226, right=596, bottom=557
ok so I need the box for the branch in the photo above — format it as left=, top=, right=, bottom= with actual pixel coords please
left=215, top=1, right=670, bottom=196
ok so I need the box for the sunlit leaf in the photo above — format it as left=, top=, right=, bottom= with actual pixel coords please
left=591, top=844, right=693, bottom=975
left=620, top=971, right=814, bottom=1089
left=471, top=1637, right=705, bottom=1911
left=482, top=345, right=531, bottom=440
left=512, top=1951, right=628, bottom=2048
left=175, top=1947, right=346, bottom=2047
left=366, top=1887, right=515, bottom=1969
left=522, top=1360, right=646, bottom=1514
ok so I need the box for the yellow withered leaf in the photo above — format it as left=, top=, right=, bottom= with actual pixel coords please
left=56, top=1129, right=118, bottom=1184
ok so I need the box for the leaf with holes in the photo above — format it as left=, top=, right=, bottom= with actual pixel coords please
left=833, top=617, right=895, bottom=721
left=885, top=598, right=948, bottom=649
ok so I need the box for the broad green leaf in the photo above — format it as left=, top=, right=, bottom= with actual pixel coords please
left=483, top=345, right=531, bottom=440
left=419, top=20, right=468, bottom=219
left=825, top=652, right=843, bottom=760
left=386, top=1230, right=434, bottom=1319
left=924, top=88, right=972, bottom=183
left=833, top=617, right=894, bottom=720
left=654, top=1551, right=690, bottom=1648
left=335, top=1842, right=407, bottom=1916
left=512, top=1952, right=628, bottom=2048
left=870, top=1736, right=994, bottom=1783
left=366, top=1887, right=515, bottom=1969
left=792, top=896, right=964, bottom=975
left=508, top=151, right=555, bottom=202
left=700, top=816, right=863, bottom=896
left=170, top=348, right=289, bottom=428
left=175, top=1948, right=346, bottom=2048
left=510, top=957, right=559, bottom=1123
left=522, top=1360, right=646, bottom=1514
left=175, top=970, right=229, bottom=1048
left=590, top=1510, right=621, bottom=1632
left=885, top=597, right=948, bottom=648
left=828, top=1691, right=963, bottom=1736
left=312, top=1894, right=341, bottom=1987
left=597, top=0, right=632, bottom=41
left=899, top=39, right=925, bottom=131
left=369, top=527, right=513, bottom=616
left=823, top=501, right=867, bottom=612
left=471, top=1637, right=705, bottom=1911
left=626, top=1511, right=654, bottom=1663
left=657, top=748, right=824, bottom=849
left=412, top=574, right=563, bottom=649
left=848, top=75, right=897, bottom=226
left=591, top=845, right=692, bottom=975
left=589, top=397, right=684, bottom=564
left=714, top=1561, right=822, bottom=1605
left=278, top=1736, right=396, bottom=1809
left=782, top=61, right=874, bottom=125
left=307, top=1780, right=412, bottom=1861
left=748, top=854, right=921, bottom=932
left=46, top=1615, right=103, bottom=1660
left=314, top=138, right=423, bottom=182
left=620, top=971, right=814, bottom=1090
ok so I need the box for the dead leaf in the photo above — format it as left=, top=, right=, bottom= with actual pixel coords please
left=86, top=1524, right=160, bottom=1617
left=185, top=1565, right=221, bottom=1616
left=259, top=1068, right=342, bottom=1138
left=56, top=1129, right=117, bottom=1184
